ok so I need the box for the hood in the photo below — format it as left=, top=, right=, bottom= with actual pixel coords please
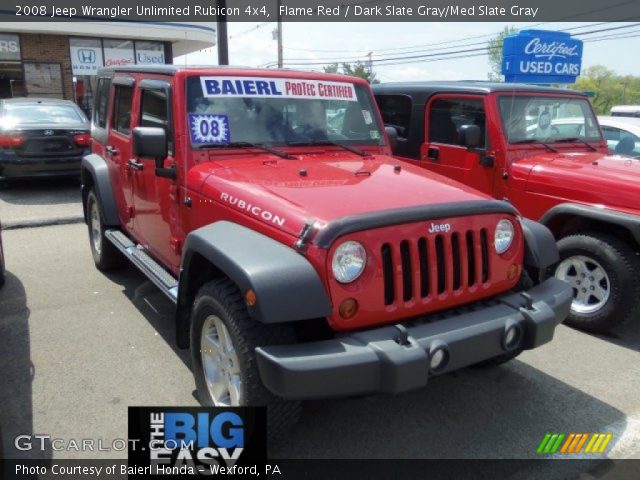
left=515, top=151, right=640, bottom=213
left=195, top=152, right=492, bottom=238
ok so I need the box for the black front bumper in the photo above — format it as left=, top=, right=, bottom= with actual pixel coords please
left=256, top=278, right=573, bottom=399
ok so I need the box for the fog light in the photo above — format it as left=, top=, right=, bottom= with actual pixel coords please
left=503, top=324, right=522, bottom=350
left=339, top=298, right=358, bottom=319
left=429, top=347, right=449, bottom=373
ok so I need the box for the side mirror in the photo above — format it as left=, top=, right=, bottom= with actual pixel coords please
left=133, top=127, right=175, bottom=179
left=385, top=126, right=399, bottom=153
left=133, top=126, right=167, bottom=161
left=459, top=124, right=482, bottom=149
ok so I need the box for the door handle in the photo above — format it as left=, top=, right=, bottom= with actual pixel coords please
left=427, top=147, right=440, bottom=161
left=127, top=159, right=144, bottom=171
left=105, top=145, right=118, bottom=155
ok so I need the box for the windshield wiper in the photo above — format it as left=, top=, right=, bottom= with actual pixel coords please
left=554, top=137, right=598, bottom=152
left=286, top=140, right=372, bottom=157
left=195, top=141, right=295, bottom=159
left=511, top=139, right=558, bottom=153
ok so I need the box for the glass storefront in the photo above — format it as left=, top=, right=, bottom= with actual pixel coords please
left=70, top=37, right=167, bottom=114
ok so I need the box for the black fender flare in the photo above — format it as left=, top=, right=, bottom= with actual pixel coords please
left=176, top=221, right=333, bottom=347
left=520, top=218, right=559, bottom=270
left=80, top=154, right=120, bottom=227
left=539, top=203, right=640, bottom=245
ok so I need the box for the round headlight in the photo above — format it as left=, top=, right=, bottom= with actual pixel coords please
left=332, top=241, right=367, bottom=284
left=494, top=219, right=515, bottom=254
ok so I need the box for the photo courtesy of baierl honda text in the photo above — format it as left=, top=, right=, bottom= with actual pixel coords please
left=1, top=0, right=640, bottom=479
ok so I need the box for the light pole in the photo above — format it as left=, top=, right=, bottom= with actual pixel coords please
left=277, top=0, right=283, bottom=68
left=216, top=0, right=229, bottom=65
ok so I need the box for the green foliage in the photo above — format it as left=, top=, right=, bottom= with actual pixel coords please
left=487, top=26, right=518, bottom=81
left=570, top=65, right=640, bottom=114
left=323, top=61, right=380, bottom=84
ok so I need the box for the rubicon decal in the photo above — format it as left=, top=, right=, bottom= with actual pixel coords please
left=200, top=76, right=357, bottom=101
left=220, top=192, right=286, bottom=227
left=536, top=432, right=613, bottom=454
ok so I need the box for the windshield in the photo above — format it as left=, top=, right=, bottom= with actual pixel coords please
left=2, top=103, right=86, bottom=127
left=498, top=95, right=601, bottom=144
left=186, top=75, right=384, bottom=147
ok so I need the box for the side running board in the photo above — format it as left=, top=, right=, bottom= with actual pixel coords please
left=105, top=229, right=178, bottom=303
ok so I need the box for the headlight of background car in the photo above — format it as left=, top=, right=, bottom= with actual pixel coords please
left=332, top=241, right=367, bottom=283
left=494, top=219, right=515, bottom=254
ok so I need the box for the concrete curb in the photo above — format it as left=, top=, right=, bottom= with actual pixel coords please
left=3, top=215, right=85, bottom=230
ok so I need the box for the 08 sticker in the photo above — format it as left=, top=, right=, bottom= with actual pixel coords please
left=188, top=113, right=230, bottom=144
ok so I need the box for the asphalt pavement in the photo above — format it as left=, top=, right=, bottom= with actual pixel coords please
left=0, top=178, right=83, bottom=229
left=1, top=222, right=639, bottom=467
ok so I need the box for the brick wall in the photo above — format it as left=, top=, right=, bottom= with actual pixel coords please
left=20, top=33, right=74, bottom=100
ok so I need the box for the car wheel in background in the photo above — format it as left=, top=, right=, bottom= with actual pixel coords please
left=554, top=232, right=640, bottom=333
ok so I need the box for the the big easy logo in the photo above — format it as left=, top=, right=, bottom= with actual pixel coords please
left=128, top=407, right=267, bottom=474
left=201, top=76, right=358, bottom=102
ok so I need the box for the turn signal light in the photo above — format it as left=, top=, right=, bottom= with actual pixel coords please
left=73, top=134, right=91, bottom=146
left=339, top=298, right=358, bottom=319
left=0, top=134, right=25, bottom=148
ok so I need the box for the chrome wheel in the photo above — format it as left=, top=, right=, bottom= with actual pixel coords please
left=90, top=200, right=102, bottom=255
left=200, top=315, right=242, bottom=406
left=555, top=255, right=610, bottom=314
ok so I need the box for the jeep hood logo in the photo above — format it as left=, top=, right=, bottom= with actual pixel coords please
left=428, top=222, right=451, bottom=233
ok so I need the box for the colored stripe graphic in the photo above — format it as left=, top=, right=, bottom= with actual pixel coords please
left=538, top=433, right=613, bottom=454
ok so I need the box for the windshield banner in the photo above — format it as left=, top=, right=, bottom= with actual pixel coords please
left=200, top=77, right=357, bottom=102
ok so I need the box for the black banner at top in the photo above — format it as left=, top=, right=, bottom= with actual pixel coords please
left=1, top=0, right=640, bottom=22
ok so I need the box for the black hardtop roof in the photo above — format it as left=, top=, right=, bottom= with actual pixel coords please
left=372, top=81, right=587, bottom=103
left=98, top=64, right=331, bottom=76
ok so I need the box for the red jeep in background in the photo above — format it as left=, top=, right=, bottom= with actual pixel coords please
left=373, top=82, right=640, bottom=333
left=81, top=67, right=571, bottom=436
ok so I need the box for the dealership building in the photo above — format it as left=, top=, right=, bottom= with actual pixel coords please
left=0, top=22, right=215, bottom=112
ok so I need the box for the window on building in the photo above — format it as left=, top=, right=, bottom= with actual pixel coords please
left=429, top=98, right=486, bottom=147
left=375, top=94, right=412, bottom=138
left=112, top=85, right=133, bottom=135
left=23, top=63, right=63, bottom=98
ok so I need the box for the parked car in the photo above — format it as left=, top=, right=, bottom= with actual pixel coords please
left=81, top=66, right=572, bottom=437
left=598, top=116, right=640, bottom=157
left=0, top=219, right=5, bottom=287
left=0, top=98, right=90, bottom=182
left=373, top=81, right=640, bottom=333
left=610, top=105, right=640, bottom=118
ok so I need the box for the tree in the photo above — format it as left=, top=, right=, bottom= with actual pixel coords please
left=570, top=65, right=640, bottom=114
left=323, top=61, right=380, bottom=84
left=487, top=26, right=518, bottom=81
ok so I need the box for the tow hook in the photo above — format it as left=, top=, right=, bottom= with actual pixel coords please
left=394, top=324, right=410, bottom=346
left=520, top=292, right=534, bottom=310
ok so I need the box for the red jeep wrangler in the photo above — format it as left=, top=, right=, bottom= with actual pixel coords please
left=81, top=67, right=571, bottom=435
left=373, top=82, right=640, bottom=333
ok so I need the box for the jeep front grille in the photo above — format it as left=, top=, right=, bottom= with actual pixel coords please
left=381, top=228, right=490, bottom=306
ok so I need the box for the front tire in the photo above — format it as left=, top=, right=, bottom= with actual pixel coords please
left=190, top=279, right=301, bottom=441
left=553, top=232, right=640, bottom=333
left=86, top=189, right=124, bottom=271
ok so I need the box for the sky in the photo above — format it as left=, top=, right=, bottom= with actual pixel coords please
left=175, top=22, right=640, bottom=81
